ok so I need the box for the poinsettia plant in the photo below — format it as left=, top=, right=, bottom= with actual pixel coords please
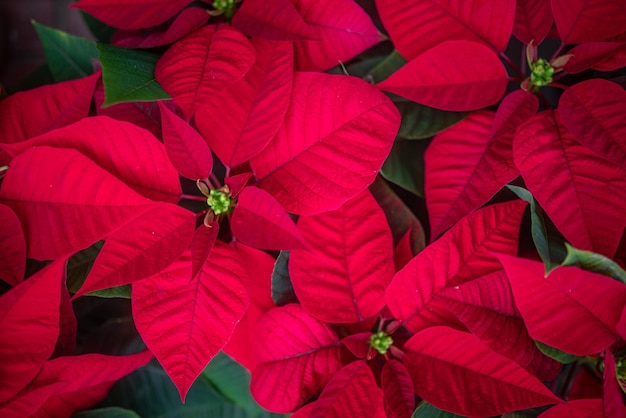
left=1, top=0, right=625, bottom=416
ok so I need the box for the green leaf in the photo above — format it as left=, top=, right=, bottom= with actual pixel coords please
left=271, top=251, right=298, bottom=306
left=380, top=138, right=429, bottom=198
left=74, top=407, right=141, bottom=418
left=412, top=402, right=464, bottom=418
left=507, top=185, right=567, bottom=274
left=80, top=10, right=117, bottom=43
left=535, top=340, right=580, bottom=364
left=33, top=21, right=99, bottom=82
left=97, top=43, right=170, bottom=106
left=366, top=49, right=407, bottom=83
left=561, top=243, right=626, bottom=284
left=395, top=98, right=468, bottom=139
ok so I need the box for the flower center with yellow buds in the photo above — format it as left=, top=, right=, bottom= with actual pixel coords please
left=369, top=331, right=393, bottom=355
left=206, top=189, right=233, bottom=215
left=213, top=0, right=236, bottom=17
left=529, top=58, right=555, bottom=88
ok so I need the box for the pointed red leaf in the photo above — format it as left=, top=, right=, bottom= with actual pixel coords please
left=132, top=244, right=249, bottom=401
left=290, top=0, right=383, bottom=71
left=111, top=7, right=210, bottom=48
left=551, top=0, right=626, bottom=44
left=52, top=286, right=77, bottom=358
left=0, top=147, right=156, bottom=260
left=376, top=0, right=515, bottom=60
left=29, top=382, right=114, bottom=418
left=378, top=41, right=509, bottom=111
left=231, top=186, right=306, bottom=250
left=190, top=222, right=219, bottom=280
left=310, top=361, right=385, bottom=417
left=0, top=204, right=25, bottom=286
left=539, top=399, right=603, bottom=418
left=491, top=90, right=539, bottom=140
left=1, top=116, right=181, bottom=203
left=0, top=351, right=152, bottom=417
left=0, top=258, right=65, bottom=403
left=0, top=73, right=98, bottom=144
left=513, top=0, right=553, bottom=44
left=72, top=0, right=192, bottom=30
left=225, top=173, right=253, bottom=198
left=232, top=0, right=317, bottom=41
left=340, top=333, right=373, bottom=359
left=155, top=25, right=256, bottom=120
left=603, top=350, right=626, bottom=417
left=425, top=111, right=520, bottom=238
left=195, top=38, right=293, bottom=167
left=404, top=327, right=562, bottom=416
left=251, top=72, right=400, bottom=215
left=290, top=190, right=395, bottom=323
left=250, top=304, right=343, bottom=413
left=514, top=110, right=626, bottom=257
left=382, top=360, right=415, bottom=418
left=437, top=270, right=561, bottom=381
left=559, top=79, right=626, bottom=168
left=565, top=42, right=626, bottom=73
left=159, top=102, right=213, bottom=180
left=74, top=203, right=196, bottom=297
left=386, top=200, right=527, bottom=332
left=498, top=255, right=626, bottom=356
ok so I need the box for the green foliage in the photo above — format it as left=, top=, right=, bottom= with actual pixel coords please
left=394, top=99, right=468, bottom=139
left=412, top=402, right=465, bottom=418
left=271, top=251, right=298, bottom=306
left=380, top=139, right=429, bottom=197
left=74, top=407, right=141, bottom=418
left=535, top=340, right=580, bottom=364
left=561, top=243, right=626, bottom=284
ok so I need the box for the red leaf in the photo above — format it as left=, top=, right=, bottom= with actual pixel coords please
left=0, top=204, right=25, bottom=286
left=559, top=79, right=626, bottom=168
left=0, top=73, right=98, bottom=144
left=1, top=116, right=182, bottom=203
left=52, top=285, right=77, bottom=358
left=551, top=0, right=626, bottom=44
left=498, top=255, right=626, bottom=356
left=603, top=350, right=626, bottom=417
left=0, top=147, right=155, bottom=260
left=111, top=7, right=210, bottom=48
left=190, top=222, right=219, bottom=281
left=231, top=186, right=306, bottom=250
left=340, top=333, right=373, bottom=359
left=491, top=90, right=539, bottom=140
left=250, top=72, right=400, bottom=215
left=159, top=102, right=213, bottom=180
left=289, top=190, right=395, bottom=323
left=29, top=382, right=113, bottom=418
left=225, top=172, right=253, bottom=198
left=377, top=41, right=509, bottom=111
left=132, top=244, right=249, bottom=401
left=74, top=203, right=196, bottom=297
left=72, top=0, right=192, bottom=30
left=437, top=270, right=561, bottom=381
left=538, top=399, right=603, bottom=418
left=0, top=351, right=152, bottom=417
left=565, top=42, right=626, bottom=73
left=309, top=361, right=385, bottom=417
left=250, top=304, right=343, bottom=413
left=375, top=0, right=515, bottom=59
left=290, top=0, right=383, bottom=71
left=195, top=38, right=293, bottom=167
left=232, top=0, right=317, bottom=41
left=386, top=200, right=526, bottom=332
left=513, top=0, right=553, bottom=44
left=514, top=110, right=626, bottom=257
left=617, top=306, right=626, bottom=339
left=155, top=25, right=256, bottom=120
left=382, top=360, right=415, bottom=418
left=403, top=327, right=562, bottom=417
left=425, top=111, right=520, bottom=239
left=0, top=258, right=65, bottom=403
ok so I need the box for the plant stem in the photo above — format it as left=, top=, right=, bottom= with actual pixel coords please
left=210, top=173, right=222, bottom=188
left=500, top=51, right=524, bottom=78
left=181, top=194, right=207, bottom=202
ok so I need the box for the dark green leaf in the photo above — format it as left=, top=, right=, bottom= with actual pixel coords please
left=97, top=43, right=170, bottom=106
left=412, top=402, right=464, bottom=418
left=535, top=341, right=580, bottom=364
left=327, top=56, right=385, bottom=78
left=395, top=99, right=468, bottom=140
left=380, top=139, right=429, bottom=198
left=33, top=21, right=99, bottom=82
left=271, top=251, right=298, bottom=306
left=80, top=10, right=117, bottom=43
left=366, top=49, right=407, bottom=83
left=561, top=243, right=626, bottom=284
left=74, top=407, right=140, bottom=418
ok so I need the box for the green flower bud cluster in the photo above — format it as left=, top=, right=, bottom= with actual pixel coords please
left=213, top=0, right=236, bottom=17
left=529, top=58, right=555, bottom=87
left=206, top=189, right=233, bottom=215
left=369, top=330, right=393, bottom=355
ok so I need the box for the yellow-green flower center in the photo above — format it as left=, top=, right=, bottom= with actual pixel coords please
left=530, top=58, right=555, bottom=87
left=206, top=189, right=233, bottom=215
left=369, top=331, right=393, bottom=355
left=213, top=0, right=236, bottom=17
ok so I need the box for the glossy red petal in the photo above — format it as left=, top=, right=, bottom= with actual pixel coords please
left=155, top=25, right=256, bottom=120
left=0, top=204, right=25, bottom=286
left=132, top=244, right=249, bottom=401
left=232, top=0, right=317, bottom=41
left=0, top=73, right=98, bottom=145
left=195, top=39, right=293, bottom=167
left=382, top=360, right=415, bottom=418
left=559, top=79, right=626, bottom=168
left=538, top=399, right=603, bottom=418
left=250, top=304, right=343, bottom=413
left=290, top=190, right=395, bottom=323
left=386, top=200, right=526, bottom=332
left=513, top=0, right=553, bottom=44
left=231, top=186, right=306, bottom=250
left=377, top=41, right=509, bottom=111
left=565, top=42, right=626, bottom=73
left=251, top=72, right=400, bottom=215
left=0, top=258, right=65, bottom=403
left=376, top=0, right=515, bottom=59
left=491, top=90, right=539, bottom=140
left=514, top=110, right=626, bottom=257
left=498, top=255, right=626, bottom=356
left=425, top=111, right=520, bottom=239
left=72, top=0, right=192, bottom=30
left=404, top=327, right=562, bottom=417
left=159, top=102, right=213, bottom=180
left=551, top=0, right=626, bottom=44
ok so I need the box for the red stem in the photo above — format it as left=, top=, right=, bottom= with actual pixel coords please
left=181, top=194, right=207, bottom=202
left=499, top=51, right=524, bottom=78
